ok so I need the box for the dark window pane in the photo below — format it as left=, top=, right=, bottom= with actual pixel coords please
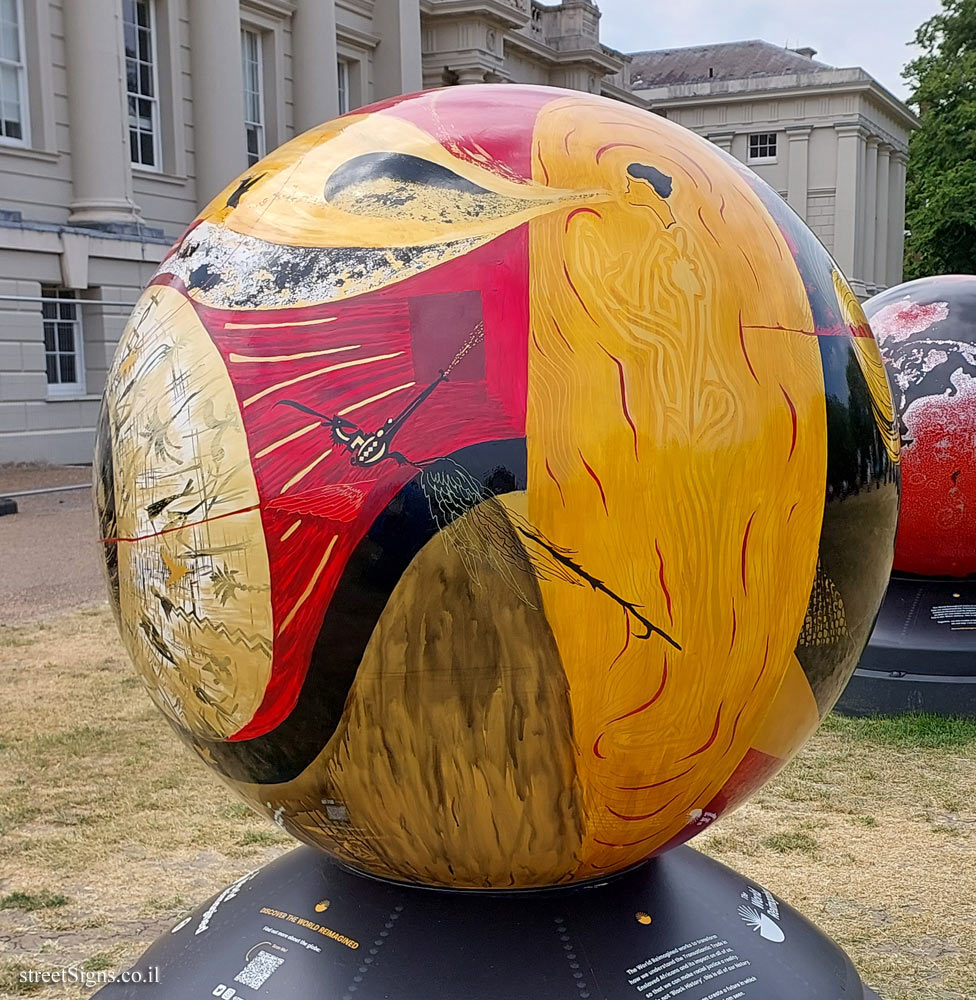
left=138, top=27, right=150, bottom=62
left=123, top=0, right=135, bottom=26
left=140, top=130, right=154, bottom=165
left=136, top=1, right=149, bottom=28
left=46, top=354, right=58, bottom=383
left=126, top=63, right=138, bottom=93
left=124, top=22, right=136, bottom=58
left=57, top=322, right=74, bottom=352
left=43, top=325, right=55, bottom=350
left=59, top=354, right=76, bottom=384
left=137, top=97, right=151, bottom=122
left=3, top=118, right=20, bottom=139
left=140, top=63, right=152, bottom=97
left=41, top=300, right=55, bottom=319
left=130, top=129, right=139, bottom=162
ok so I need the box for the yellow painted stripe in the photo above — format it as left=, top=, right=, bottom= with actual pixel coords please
left=278, top=534, right=338, bottom=634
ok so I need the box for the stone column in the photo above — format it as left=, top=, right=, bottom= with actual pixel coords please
left=888, top=150, right=908, bottom=286
left=455, top=66, right=488, bottom=85
left=785, top=126, right=812, bottom=219
left=373, top=0, right=423, bottom=100
left=833, top=123, right=867, bottom=294
left=189, top=0, right=248, bottom=210
left=293, top=0, right=339, bottom=131
left=862, top=136, right=879, bottom=288
left=63, top=0, right=142, bottom=227
left=874, top=144, right=891, bottom=289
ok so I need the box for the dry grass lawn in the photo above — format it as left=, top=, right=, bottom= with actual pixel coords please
left=0, top=606, right=973, bottom=999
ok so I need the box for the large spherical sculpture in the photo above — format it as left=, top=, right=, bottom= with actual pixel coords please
left=835, top=275, right=976, bottom=718
left=94, top=86, right=898, bottom=891
left=865, top=275, right=976, bottom=577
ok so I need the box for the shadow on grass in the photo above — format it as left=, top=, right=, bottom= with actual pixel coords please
left=824, top=712, right=976, bottom=749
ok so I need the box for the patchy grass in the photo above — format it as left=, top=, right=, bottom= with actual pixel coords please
left=0, top=606, right=974, bottom=1000
left=0, top=893, right=68, bottom=912
left=760, top=831, right=819, bottom=854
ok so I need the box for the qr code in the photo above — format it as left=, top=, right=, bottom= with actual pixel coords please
left=234, top=950, right=284, bottom=990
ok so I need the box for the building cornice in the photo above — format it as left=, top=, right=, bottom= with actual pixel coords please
left=600, top=81, right=648, bottom=109
left=637, top=68, right=919, bottom=132
left=420, top=0, right=530, bottom=30
left=240, top=0, right=296, bottom=19
left=336, top=23, right=381, bottom=49
left=504, top=30, right=622, bottom=74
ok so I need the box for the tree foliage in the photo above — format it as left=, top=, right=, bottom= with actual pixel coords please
left=903, top=0, right=976, bottom=278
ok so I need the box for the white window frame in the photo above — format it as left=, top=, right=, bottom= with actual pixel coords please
left=123, top=0, right=161, bottom=171
left=41, top=287, right=86, bottom=398
left=337, top=58, right=349, bottom=115
left=747, top=132, right=778, bottom=164
left=241, top=27, right=265, bottom=166
left=0, top=0, right=29, bottom=146
left=123, top=0, right=163, bottom=174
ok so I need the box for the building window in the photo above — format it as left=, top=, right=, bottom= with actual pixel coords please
left=0, top=0, right=27, bottom=143
left=42, top=287, right=85, bottom=395
left=241, top=28, right=265, bottom=165
left=747, top=132, right=777, bottom=163
left=123, top=0, right=159, bottom=168
left=337, top=58, right=349, bottom=115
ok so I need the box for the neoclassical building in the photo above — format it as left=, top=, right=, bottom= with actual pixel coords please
left=0, top=1, right=914, bottom=463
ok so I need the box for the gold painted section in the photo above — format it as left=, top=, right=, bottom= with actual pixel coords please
left=833, top=270, right=901, bottom=463
left=105, top=284, right=273, bottom=739
left=750, top=655, right=821, bottom=761
left=199, top=112, right=607, bottom=250
left=235, top=504, right=583, bottom=887
left=526, top=98, right=828, bottom=876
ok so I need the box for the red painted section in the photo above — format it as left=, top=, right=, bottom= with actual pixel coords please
left=379, top=86, right=561, bottom=182
left=869, top=283, right=976, bottom=576
left=650, top=747, right=783, bottom=856
left=895, top=386, right=976, bottom=575
left=163, top=226, right=531, bottom=740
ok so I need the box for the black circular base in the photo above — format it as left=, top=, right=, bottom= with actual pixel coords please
left=836, top=573, right=976, bottom=716
left=93, top=845, right=879, bottom=1000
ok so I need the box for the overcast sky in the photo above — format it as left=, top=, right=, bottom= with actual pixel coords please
left=598, top=0, right=944, bottom=101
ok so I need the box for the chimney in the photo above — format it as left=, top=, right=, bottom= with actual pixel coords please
left=792, top=46, right=817, bottom=58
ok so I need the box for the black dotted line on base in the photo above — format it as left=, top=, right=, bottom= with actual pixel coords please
left=340, top=902, right=404, bottom=1000
left=553, top=916, right=592, bottom=999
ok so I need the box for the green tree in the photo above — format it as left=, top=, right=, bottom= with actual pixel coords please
left=903, top=0, right=976, bottom=278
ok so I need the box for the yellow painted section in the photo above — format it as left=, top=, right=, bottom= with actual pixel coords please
left=200, top=112, right=607, bottom=250
left=750, top=655, right=821, bottom=761
left=525, top=97, right=828, bottom=876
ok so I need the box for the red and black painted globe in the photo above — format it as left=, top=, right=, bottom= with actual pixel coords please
left=865, top=275, right=976, bottom=577
left=94, top=86, right=899, bottom=889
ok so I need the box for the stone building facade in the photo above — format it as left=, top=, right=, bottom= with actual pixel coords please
left=0, top=0, right=636, bottom=463
left=0, top=5, right=914, bottom=463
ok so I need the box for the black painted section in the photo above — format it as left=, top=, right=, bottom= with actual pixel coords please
left=93, top=845, right=875, bottom=1000
left=185, top=437, right=528, bottom=785
left=325, top=152, right=492, bottom=202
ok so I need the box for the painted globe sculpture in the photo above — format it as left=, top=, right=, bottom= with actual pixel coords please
left=864, top=275, right=976, bottom=577
left=94, top=86, right=898, bottom=889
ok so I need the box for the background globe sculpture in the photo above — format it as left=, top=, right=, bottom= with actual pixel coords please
left=838, top=274, right=976, bottom=717
left=93, top=86, right=896, bottom=998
